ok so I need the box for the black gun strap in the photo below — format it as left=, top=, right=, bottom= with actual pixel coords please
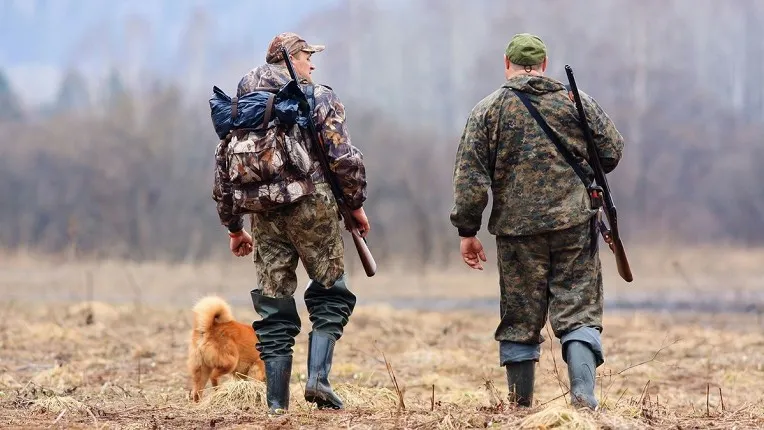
left=511, top=89, right=591, bottom=187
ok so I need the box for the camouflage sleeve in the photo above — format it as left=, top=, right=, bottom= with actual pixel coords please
left=211, top=136, right=244, bottom=232
left=449, top=104, right=492, bottom=237
left=315, top=88, right=367, bottom=210
left=581, top=92, right=624, bottom=173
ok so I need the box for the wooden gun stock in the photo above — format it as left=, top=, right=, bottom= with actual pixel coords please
left=352, top=228, right=377, bottom=277
left=338, top=205, right=377, bottom=277
left=599, top=215, right=633, bottom=282
left=614, top=239, right=633, bottom=282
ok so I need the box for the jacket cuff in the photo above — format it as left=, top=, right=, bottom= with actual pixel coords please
left=345, top=196, right=364, bottom=211
left=458, top=228, right=478, bottom=237
left=227, top=217, right=244, bottom=233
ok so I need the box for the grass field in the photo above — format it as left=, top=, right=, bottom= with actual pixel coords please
left=1, top=249, right=763, bottom=429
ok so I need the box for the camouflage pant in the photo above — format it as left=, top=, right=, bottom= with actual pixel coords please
left=494, top=218, right=603, bottom=359
left=251, top=182, right=345, bottom=297
left=248, top=182, right=357, bottom=359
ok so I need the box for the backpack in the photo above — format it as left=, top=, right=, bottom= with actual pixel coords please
left=209, top=81, right=316, bottom=214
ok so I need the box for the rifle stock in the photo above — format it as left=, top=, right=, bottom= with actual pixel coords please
left=343, top=206, right=377, bottom=277
left=281, top=47, right=377, bottom=277
left=565, top=65, right=633, bottom=282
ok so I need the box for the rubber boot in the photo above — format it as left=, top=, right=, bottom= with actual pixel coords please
left=565, top=341, right=598, bottom=410
left=264, top=357, right=292, bottom=415
left=301, top=276, right=355, bottom=409
left=304, top=331, right=344, bottom=409
left=505, top=360, right=535, bottom=407
left=250, top=290, right=301, bottom=414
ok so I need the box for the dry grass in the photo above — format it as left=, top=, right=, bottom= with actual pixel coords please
left=0, top=253, right=763, bottom=428
left=2, top=244, right=764, bottom=306
left=197, top=379, right=267, bottom=412
left=0, top=299, right=762, bottom=428
left=517, top=406, right=598, bottom=429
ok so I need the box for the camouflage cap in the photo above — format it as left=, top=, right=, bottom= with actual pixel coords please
left=265, top=32, right=325, bottom=64
left=505, top=33, right=547, bottom=66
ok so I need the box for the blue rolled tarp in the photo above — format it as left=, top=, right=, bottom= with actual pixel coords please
left=209, top=81, right=312, bottom=140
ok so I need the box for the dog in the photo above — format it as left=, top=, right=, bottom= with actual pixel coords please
left=187, top=295, right=266, bottom=402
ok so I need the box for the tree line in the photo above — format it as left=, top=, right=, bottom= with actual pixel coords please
left=1, top=0, right=763, bottom=270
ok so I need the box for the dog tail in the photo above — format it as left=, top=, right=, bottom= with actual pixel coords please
left=191, top=295, right=235, bottom=333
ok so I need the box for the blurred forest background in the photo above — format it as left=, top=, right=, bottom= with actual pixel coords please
left=1, top=0, right=763, bottom=270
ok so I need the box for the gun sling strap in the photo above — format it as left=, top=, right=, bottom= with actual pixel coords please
left=512, top=88, right=604, bottom=254
left=511, top=89, right=591, bottom=188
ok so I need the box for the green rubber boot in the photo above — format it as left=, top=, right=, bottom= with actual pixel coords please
left=505, top=360, right=535, bottom=407
left=565, top=341, right=598, bottom=410
left=250, top=290, right=302, bottom=414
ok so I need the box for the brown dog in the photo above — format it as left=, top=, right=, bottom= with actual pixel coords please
left=187, top=295, right=266, bottom=401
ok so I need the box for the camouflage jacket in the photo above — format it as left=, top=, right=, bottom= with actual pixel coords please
left=450, top=74, right=624, bottom=237
left=212, top=64, right=367, bottom=232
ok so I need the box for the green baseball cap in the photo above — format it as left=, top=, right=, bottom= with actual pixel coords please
left=505, top=33, right=547, bottom=66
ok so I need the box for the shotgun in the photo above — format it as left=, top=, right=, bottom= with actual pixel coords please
left=565, top=64, right=633, bottom=282
left=281, top=47, right=377, bottom=277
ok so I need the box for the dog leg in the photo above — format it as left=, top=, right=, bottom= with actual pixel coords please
left=210, top=367, right=228, bottom=389
left=243, top=361, right=266, bottom=382
left=252, top=360, right=266, bottom=382
left=191, top=365, right=212, bottom=402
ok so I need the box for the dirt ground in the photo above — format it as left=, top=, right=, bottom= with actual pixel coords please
left=1, top=250, right=763, bottom=429
left=0, top=295, right=762, bottom=429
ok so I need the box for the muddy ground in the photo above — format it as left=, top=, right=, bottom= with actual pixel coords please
left=0, top=295, right=762, bottom=429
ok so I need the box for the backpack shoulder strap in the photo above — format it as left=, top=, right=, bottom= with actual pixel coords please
left=511, top=89, right=591, bottom=187
left=258, top=93, right=276, bottom=129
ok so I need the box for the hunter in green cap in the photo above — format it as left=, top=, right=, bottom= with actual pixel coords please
left=505, top=33, right=547, bottom=67
left=451, top=29, right=625, bottom=411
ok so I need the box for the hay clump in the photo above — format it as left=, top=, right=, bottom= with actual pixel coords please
left=518, top=405, right=598, bottom=430
left=331, top=383, right=399, bottom=409
left=31, top=364, right=83, bottom=391
left=438, top=390, right=491, bottom=408
left=197, top=379, right=266, bottom=412
left=30, top=395, right=88, bottom=415
left=0, top=373, right=21, bottom=390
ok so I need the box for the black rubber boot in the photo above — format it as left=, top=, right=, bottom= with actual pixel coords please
left=565, top=341, right=598, bottom=410
left=304, top=331, right=344, bottom=409
left=264, top=357, right=292, bottom=415
left=250, top=290, right=302, bottom=414
left=302, top=275, right=355, bottom=409
left=505, top=360, right=535, bottom=407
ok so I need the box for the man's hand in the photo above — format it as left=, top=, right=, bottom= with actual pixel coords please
left=350, top=207, right=371, bottom=238
left=460, top=236, right=487, bottom=270
left=229, top=230, right=253, bottom=257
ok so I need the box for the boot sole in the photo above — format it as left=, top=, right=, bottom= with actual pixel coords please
left=304, top=389, right=343, bottom=410
left=571, top=394, right=598, bottom=410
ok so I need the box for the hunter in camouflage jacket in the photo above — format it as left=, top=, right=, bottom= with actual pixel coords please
left=212, top=63, right=367, bottom=233
left=450, top=73, right=624, bottom=238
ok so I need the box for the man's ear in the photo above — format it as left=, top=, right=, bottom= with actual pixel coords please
left=541, top=56, right=548, bottom=72
left=504, top=54, right=511, bottom=70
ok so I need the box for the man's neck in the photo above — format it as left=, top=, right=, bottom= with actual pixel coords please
left=505, top=69, right=543, bottom=80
